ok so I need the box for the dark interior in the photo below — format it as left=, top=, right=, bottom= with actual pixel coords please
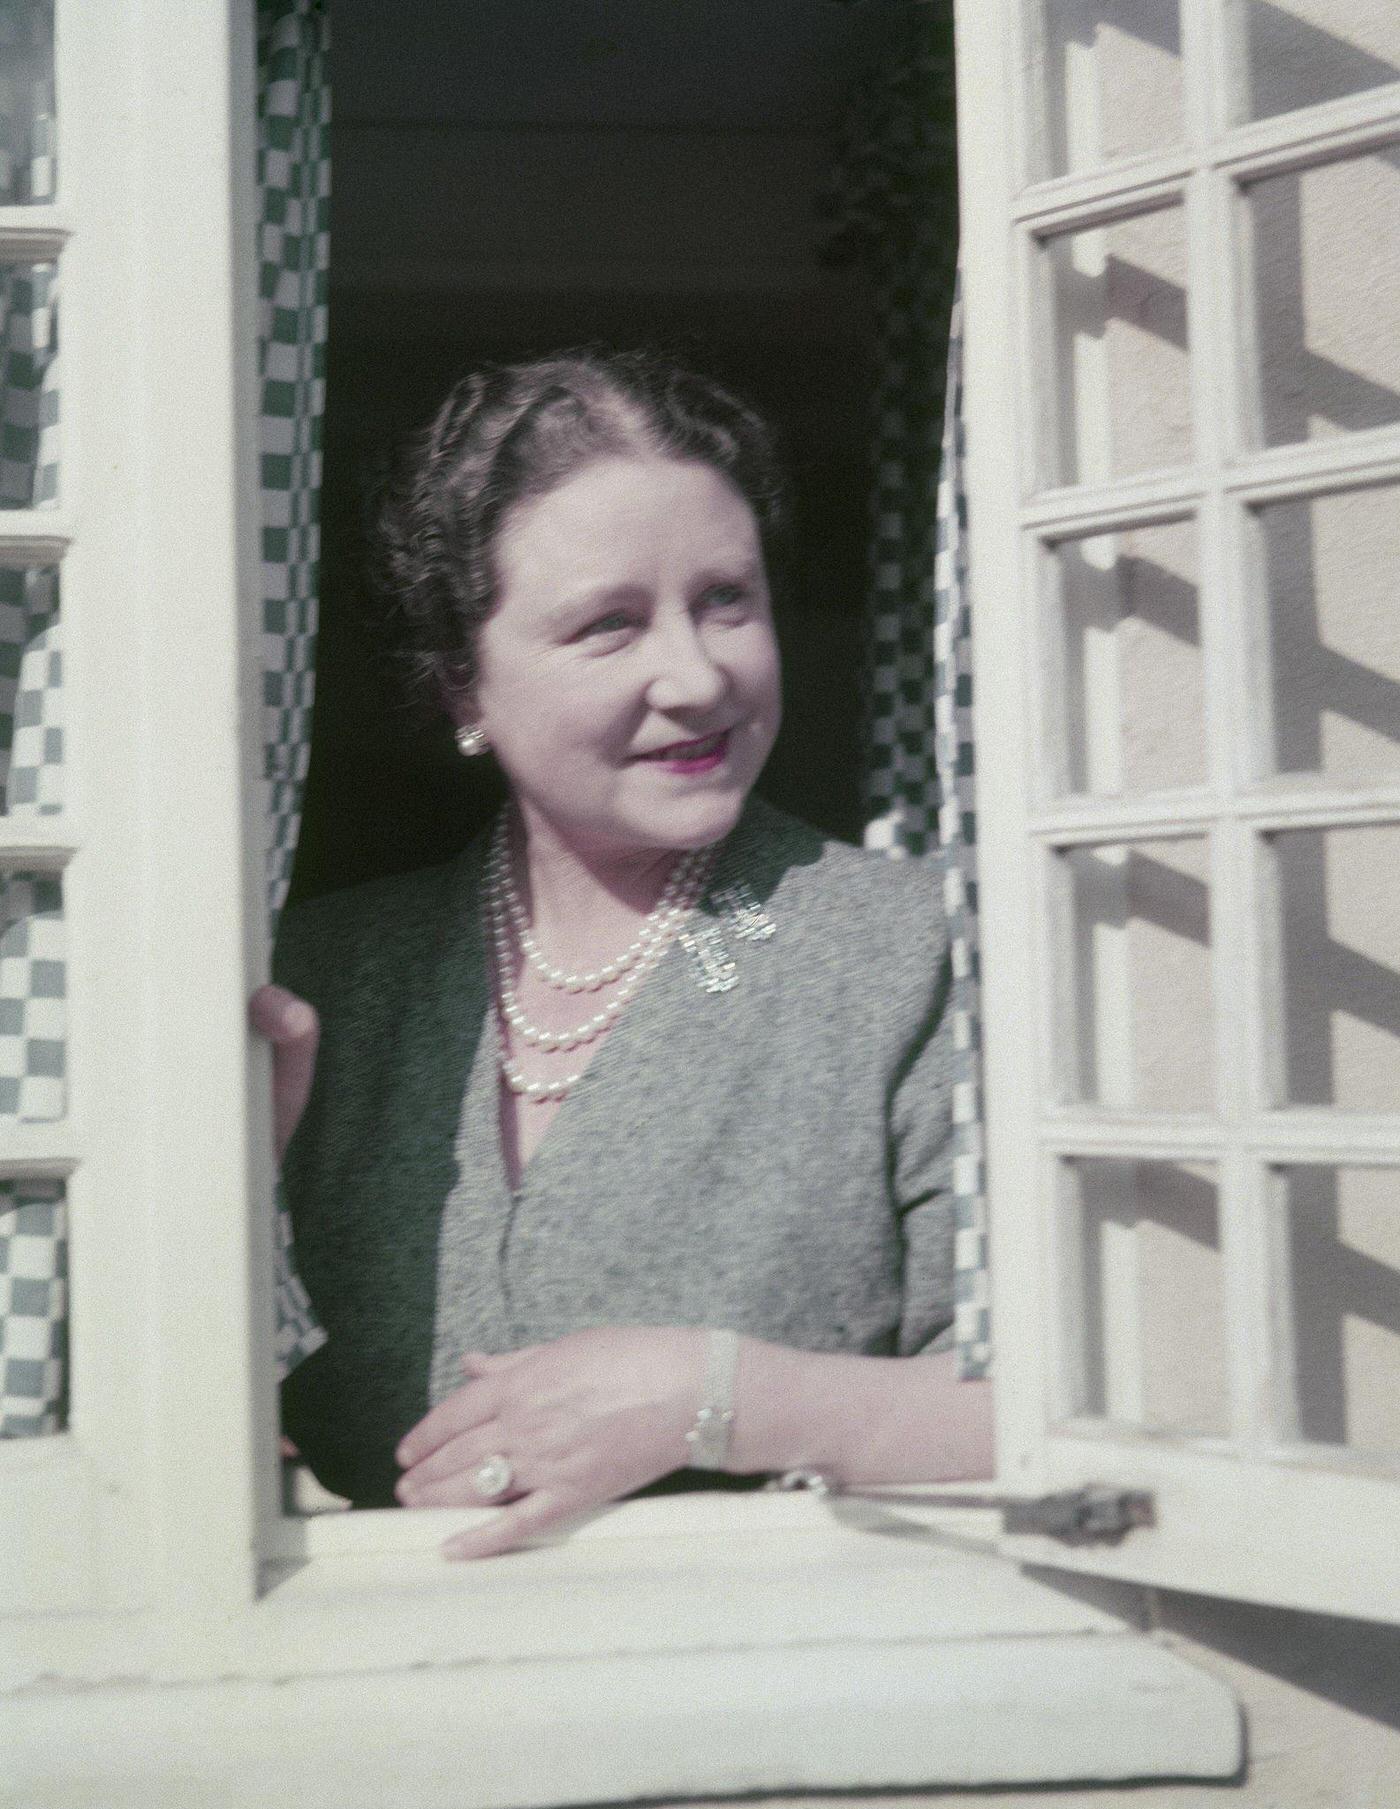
left=291, top=0, right=912, bottom=902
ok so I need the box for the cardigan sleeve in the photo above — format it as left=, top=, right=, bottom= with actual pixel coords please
left=268, top=874, right=416, bottom=1272
left=888, top=896, right=959, bottom=1357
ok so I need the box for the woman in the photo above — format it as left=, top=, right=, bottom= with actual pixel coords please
left=252, top=350, right=993, bottom=1559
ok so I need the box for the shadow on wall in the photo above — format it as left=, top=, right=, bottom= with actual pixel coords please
left=1044, top=0, right=1400, bottom=1483
left=1050, top=0, right=1400, bottom=121
left=1155, top=1583, right=1400, bottom=1733
left=1245, top=0, right=1400, bottom=118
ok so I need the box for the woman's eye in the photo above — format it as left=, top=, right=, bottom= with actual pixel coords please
left=701, top=584, right=749, bottom=613
left=579, top=611, right=635, bottom=639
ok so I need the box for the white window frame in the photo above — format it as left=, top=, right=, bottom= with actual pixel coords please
left=44, top=0, right=1400, bottom=1795
left=960, top=0, right=1400, bottom=1626
left=0, top=0, right=215, bottom=1629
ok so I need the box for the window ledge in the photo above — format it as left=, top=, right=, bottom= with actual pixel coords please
left=9, top=1497, right=1243, bottom=1807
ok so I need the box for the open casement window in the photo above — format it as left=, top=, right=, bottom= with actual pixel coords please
left=0, top=0, right=273, bottom=1626
left=959, top=0, right=1400, bottom=1626
left=16, top=0, right=1400, bottom=1800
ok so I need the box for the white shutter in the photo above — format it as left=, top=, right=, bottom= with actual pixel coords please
left=957, top=0, right=1400, bottom=1623
left=0, top=0, right=274, bottom=1632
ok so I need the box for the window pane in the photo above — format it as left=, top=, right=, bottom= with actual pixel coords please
left=1041, top=205, right=1192, bottom=487
left=0, top=564, right=61, bottom=815
left=1256, top=482, right=1400, bottom=782
left=1058, top=838, right=1215, bottom=1112
left=1244, top=150, right=1400, bottom=450
left=1271, top=1165, right=1400, bottom=1464
left=1049, top=519, right=1204, bottom=798
left=1268, top=826, right=1400, bottom=1112
left=0, top=0, right=56, bottom=205
left=0, top=1176, right=66, bottom=1437
left=1236, top=0, right=1400, bottom=125
left=1031, top=0, right=1183, bottom=181
left=0, top=259, right=59, bottom=508
left=0, top=867, right=64, bottom=1122
left=1060, top=1157, right=1228, bottom=1437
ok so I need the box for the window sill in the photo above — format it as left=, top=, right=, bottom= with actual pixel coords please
left=9, top=1493, right=1243, bottom=1807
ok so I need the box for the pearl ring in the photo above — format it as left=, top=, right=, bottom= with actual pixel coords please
left=471, top=1453, right=514, bottom=1500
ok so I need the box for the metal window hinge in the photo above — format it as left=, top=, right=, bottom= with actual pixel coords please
left=793, top=1480, right=1157, bottom=1545
left=1000, top=1486, right=1156, bottom=1544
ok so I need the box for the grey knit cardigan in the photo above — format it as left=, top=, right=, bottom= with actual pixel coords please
left=276, top=797, right=956, bottom=1507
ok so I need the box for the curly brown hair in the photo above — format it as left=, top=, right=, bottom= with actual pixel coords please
left=372, top=347, right=792, bottom=719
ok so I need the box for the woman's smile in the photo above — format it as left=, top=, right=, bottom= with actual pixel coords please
left=634, top=728, right=732, bottom=773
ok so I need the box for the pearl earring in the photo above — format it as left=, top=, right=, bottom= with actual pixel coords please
left=456, top=724, right=489, bottom=757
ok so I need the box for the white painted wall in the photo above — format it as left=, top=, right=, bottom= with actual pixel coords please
left=1039, top=64, right=1400, bottom=1475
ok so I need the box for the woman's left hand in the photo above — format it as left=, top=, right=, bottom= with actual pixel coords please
left=394, top=1325, right=710, bottom=1559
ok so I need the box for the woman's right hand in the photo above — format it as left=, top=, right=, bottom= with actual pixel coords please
left=249, top=983, right=320, bottom=1166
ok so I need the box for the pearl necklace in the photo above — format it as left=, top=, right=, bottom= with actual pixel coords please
left=484, top=818, right=714, bottom=1103
left=494, top=823, right=707, bottom=992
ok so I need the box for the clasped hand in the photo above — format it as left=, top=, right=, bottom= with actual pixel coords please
left=395, top=1325, right=710, bottom=1559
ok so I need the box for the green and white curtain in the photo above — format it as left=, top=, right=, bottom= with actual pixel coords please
left=932, top=278, right=989, bottom=1379
left=259, top=0, right=330, bottom=1379
left=0, top=0, right=54, bottom=208
left=0, top=0, right=58, bottom=507
left=1, top=0, right=65, bottom=1438
left=824, top=2, right=988, bottom=1376
left=2, top=0, right=330, bottom=1434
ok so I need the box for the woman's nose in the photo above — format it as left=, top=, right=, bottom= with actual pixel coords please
left=645, top=617, right=728, bottom=712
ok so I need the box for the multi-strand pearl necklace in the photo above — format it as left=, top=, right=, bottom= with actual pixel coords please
left=483, top=816, right=713, bottom=1104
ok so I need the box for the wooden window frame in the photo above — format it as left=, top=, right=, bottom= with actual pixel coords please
left=47, top=0, right=1400, bottom=1792
left=962, top=0, right=1400, bottom=1624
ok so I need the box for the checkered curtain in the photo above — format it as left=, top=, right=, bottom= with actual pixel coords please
left=0, top=865, right=65, bottom=1436
left=259, top=0, right=329, bottom=1379
left=823, top=3, right=988, bottom=1376
left=1, top=0, right=65, bottom=1437
left=0, top=0, right=58, bottom=509
left=0, top=0, right=54, bottom=208
left=2, top=0, right=331, bottom=1435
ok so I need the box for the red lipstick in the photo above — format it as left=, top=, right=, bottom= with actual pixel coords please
left=643, top=730, right=730, bottom=774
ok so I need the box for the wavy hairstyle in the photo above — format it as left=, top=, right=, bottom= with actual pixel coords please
left=372, top=347, right=792, bottom=718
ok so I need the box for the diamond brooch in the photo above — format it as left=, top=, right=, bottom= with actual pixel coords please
left=682, top=880, right=776, bottom=994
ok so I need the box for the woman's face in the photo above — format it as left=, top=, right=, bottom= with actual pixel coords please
left=465, top=454, right=783, bottom=861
